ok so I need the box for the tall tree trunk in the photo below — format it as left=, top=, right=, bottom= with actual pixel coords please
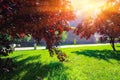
left=110, top=37, right=116, bottom=51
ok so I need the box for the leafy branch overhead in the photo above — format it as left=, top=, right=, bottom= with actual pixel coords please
left=0, top=0, right=75, bottom=61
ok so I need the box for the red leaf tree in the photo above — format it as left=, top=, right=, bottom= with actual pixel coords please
left=0, top=0, right=19, bottom=73
left=0, top=0, right=75, bottom=61
left=0, top=0, right=19, bottom=57
left=74, top=0, right=120, bottom=51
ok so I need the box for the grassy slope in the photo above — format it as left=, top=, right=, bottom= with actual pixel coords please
left=1, top=44, right=120, bottom=80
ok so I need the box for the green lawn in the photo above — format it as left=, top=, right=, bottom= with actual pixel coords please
left=1, top=44, right=120, bottom=80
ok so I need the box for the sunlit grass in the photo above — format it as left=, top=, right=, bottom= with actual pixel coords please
left=1, top=44, right=120, bottom=80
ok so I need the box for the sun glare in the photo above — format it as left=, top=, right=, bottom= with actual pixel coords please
left=71, top=0, right=107, bottom=17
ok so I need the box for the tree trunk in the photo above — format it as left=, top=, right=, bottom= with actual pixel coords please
left=111, top=41, right=116, bottom=51
left=110, top=37, right=116, bottom=51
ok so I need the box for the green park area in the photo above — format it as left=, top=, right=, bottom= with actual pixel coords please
left=0, top=0, right=120, bottom=80
left=1, top=44, right=120, bottom=80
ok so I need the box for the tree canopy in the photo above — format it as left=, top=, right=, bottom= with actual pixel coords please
left=0, top=0, right=75, bottom=61
left=74, top=0, right=120, bottom=51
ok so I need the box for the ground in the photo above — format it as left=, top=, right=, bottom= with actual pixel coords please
left=1, top=44, right=120, bottom=80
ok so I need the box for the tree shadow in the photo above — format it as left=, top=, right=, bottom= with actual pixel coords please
left=21, top=62, right=67, bottom=80
left=1, top=54, right=68, bottom=80
left=72, top=50, right=120, bottom=61
left=117, top=45, right=120, bottom=47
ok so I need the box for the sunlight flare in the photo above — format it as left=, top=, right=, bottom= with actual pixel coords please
left=71, top=0, right=106, bottom=17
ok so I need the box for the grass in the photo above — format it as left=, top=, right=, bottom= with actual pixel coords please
left=1, top=44, right=120, bottom=80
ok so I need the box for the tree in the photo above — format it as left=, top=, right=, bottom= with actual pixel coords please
left=0, top=0, right=75, bottom=61
left=16, top=0, right=74, bottom=61
left=0, top=0, right=23, bottom=73
left=0, top=0, right=19, bottom=56
left=74, top=0, right=120, bottom=51
left=0, top=0, right=74, bottom=73
left=94, top=0, right=120, bottom=51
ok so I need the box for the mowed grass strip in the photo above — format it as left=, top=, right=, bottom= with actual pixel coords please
left=1, top=44, right=120, bottom=80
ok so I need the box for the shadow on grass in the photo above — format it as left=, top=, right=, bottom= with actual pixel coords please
left=117, top=45, right=120, bottom=47
left=72, top=50, right=120, bottom=61
left=1, top=54, right=68, bottom=80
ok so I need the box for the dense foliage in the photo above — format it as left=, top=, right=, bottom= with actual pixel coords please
left=0, top=0, right=18, bottom=57
left=74, top=0, right=120, bottom=51
left=0, top=0, right=75, bottom=61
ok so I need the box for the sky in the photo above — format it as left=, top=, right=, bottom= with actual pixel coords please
left=71, top=0, right=106, bottom=16
left=70, top=0, right=107, bottom=27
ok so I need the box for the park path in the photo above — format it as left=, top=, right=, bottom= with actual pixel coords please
left=15, top=43, right=109, bottom=51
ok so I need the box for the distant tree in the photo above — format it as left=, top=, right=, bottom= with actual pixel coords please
left=94, top=0, right=120, bottom=51
left=74, top=0, right=120, bottom=51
